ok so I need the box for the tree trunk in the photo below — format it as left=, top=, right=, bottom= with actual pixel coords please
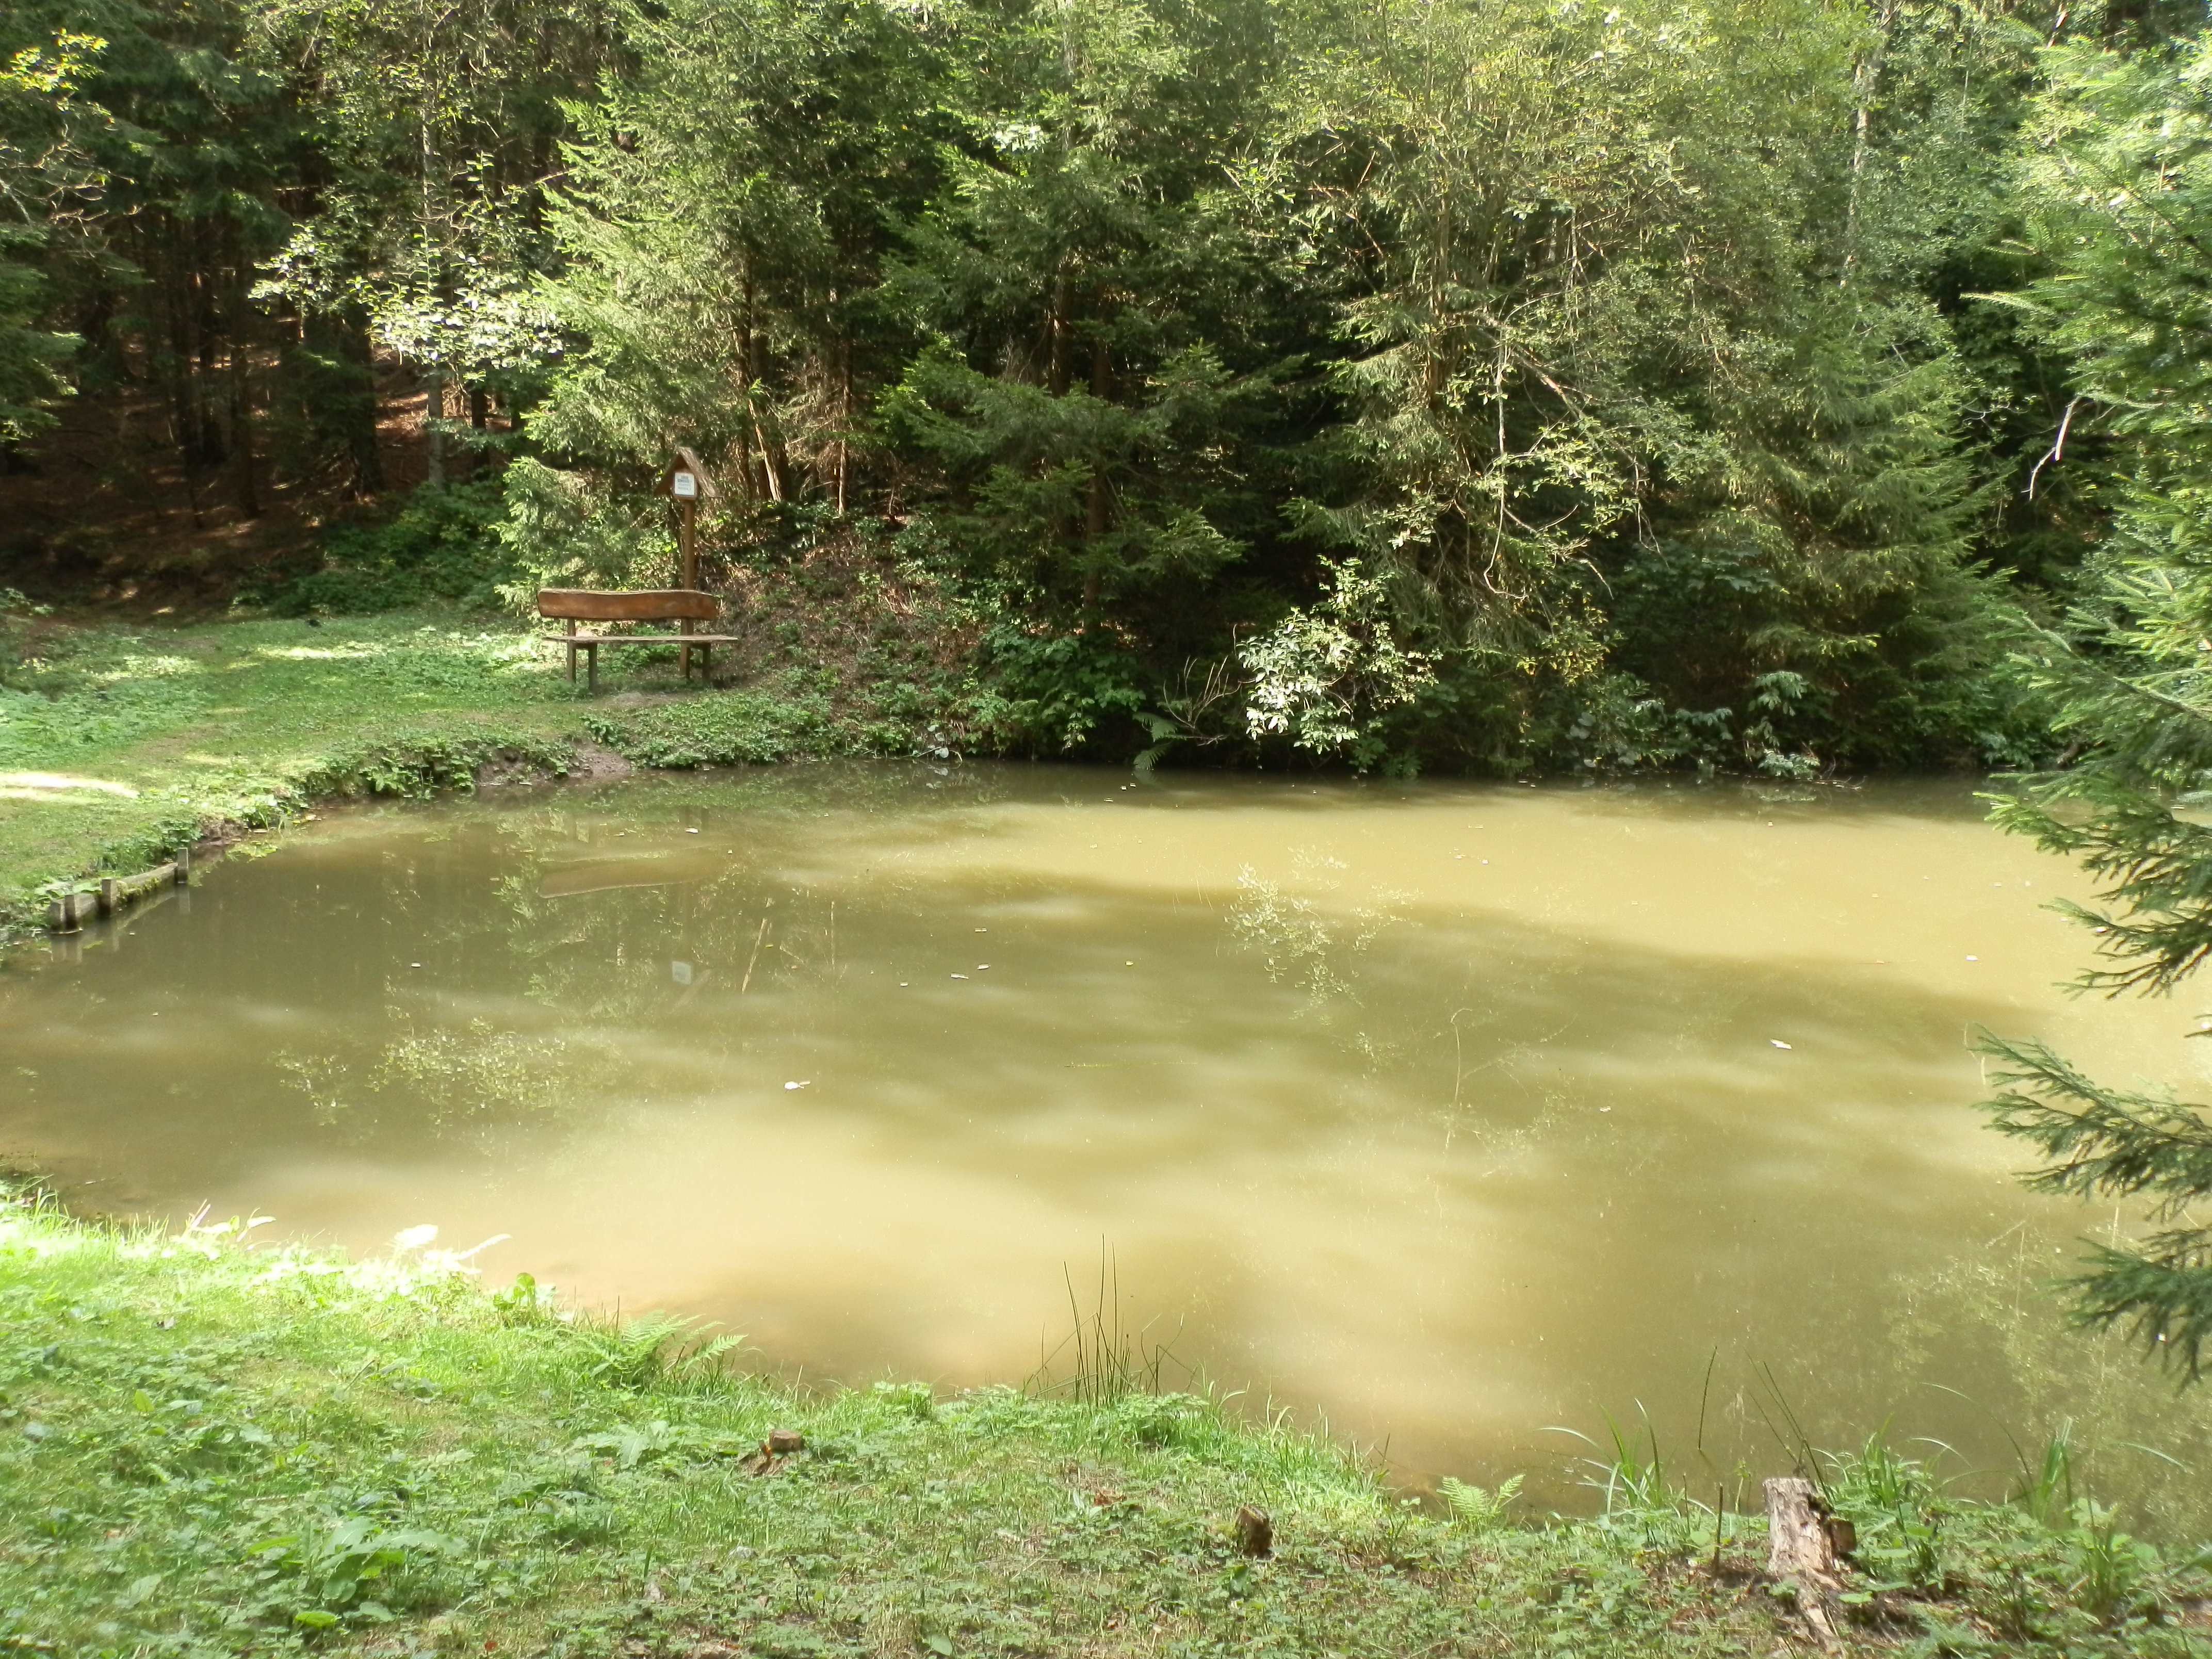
left=425, top=367, right=446, bottom=486
left=1048, top=268, right=1071, bottom=397
left=332, top=311, right=384, bottom=497
left=230, top=336, right=260, bottom=518
left=1083, top=335, right=1110, bottom=613
left=1843, top=0, right=1899, bottom=278
left=735, top=262, right=757, bottom=500
left=836, top=331, right=853, bottom=517
left=742, top=273, right=783, bottom=502
left=1763, top=1478, right=1845, bottom=1651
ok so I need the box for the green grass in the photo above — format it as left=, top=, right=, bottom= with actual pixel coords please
left=3, top=1190, right=2209, bottom=1658
left=0, top=609, right=968, bottom=940
left=0, top=614, right=585, bottom=930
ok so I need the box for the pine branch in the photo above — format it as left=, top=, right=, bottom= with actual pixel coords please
left=2067, top=1232, right=2212, bottom=1383
left=1976, top=1031, right=2212, bottom=1213
left=1987, top=783, right=2212, bottom=995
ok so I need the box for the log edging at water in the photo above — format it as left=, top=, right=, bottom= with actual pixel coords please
left=46, top=845, right=190, bottom=934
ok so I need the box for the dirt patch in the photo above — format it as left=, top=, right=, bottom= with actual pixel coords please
left=470, top=741, right=633, bottom=789
left=597, top=690, right=685, bottom=711
left=561, top=741, right=635, bottom=784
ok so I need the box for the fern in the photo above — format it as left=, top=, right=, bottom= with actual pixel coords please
left=1439, top=1474, right=1523, bottom=1530
left=575, top=1312, right=742, bottom=1389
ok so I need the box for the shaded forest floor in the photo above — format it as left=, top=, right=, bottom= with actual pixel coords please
left=4, top=1185, right=2210, bottom=1658
left=0, top=368, right=457, bottom=617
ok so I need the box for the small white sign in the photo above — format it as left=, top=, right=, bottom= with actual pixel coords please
left=672, top=470, right=698, bottom=498
left=671, top=960, right=693, bottom=985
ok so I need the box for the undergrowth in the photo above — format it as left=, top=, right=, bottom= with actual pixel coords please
left=236, top=484, right=518, bottom=619
left=2, top=1189, right=2208, bottom=1657
left=301, top=732, right=578, bottom=800
left=579, top=681, right=935, bottom=768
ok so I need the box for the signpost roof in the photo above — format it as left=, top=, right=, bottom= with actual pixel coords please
left=655, top=447, right=720, bottom=498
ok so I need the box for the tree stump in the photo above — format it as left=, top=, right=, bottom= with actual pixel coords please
left=1763, top=1477, right=1844, bottom=1650
left=1233, top=1506, right=1273, bottom=1557
left=745, top=1428, right=806, bottom=1475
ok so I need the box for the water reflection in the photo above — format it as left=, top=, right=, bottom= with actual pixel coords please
left=6, top=766, right=2212, bottom=1528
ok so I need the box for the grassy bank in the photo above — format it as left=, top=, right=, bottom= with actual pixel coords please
left=0, top=606, right=966, bottom=939
left=0, top=615, right=578, bottom=928
left=0, top=1190, right=2206, bottom=1658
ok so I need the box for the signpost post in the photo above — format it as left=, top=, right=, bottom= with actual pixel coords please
left=655, top=448, right=719, bottom=678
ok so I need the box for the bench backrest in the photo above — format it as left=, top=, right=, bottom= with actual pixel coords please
left=536, top=588, right=719, bottom=623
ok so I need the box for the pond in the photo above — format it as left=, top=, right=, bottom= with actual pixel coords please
left=6, top=766, right=2209, bottom=1524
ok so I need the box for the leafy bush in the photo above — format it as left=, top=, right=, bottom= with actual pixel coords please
left=968, top=626, right=1151, bottom=755
left=493, top=458, right=679, bottom=596
left=1241, top=559, right=1434, bottom=772
left=245, top=482, right=516, bottom=616
left=303, top=729, right=576, bottom=798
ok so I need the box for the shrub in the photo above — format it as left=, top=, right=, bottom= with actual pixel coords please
left=246, top=483, right=516, bottom=616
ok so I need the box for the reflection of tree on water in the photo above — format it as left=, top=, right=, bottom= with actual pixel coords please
left=1434, top=1006, right=1579, bottom=1152
left=1226, top=853, right=1590, bottom=1134
left=1229, top=855, right=1407, bottom=1009
left=276, top=1018, right=628, bottom=1149
left=264, top=773, right=955, bottom=1152
left=1762, top=1227, right=2212, bottom=1545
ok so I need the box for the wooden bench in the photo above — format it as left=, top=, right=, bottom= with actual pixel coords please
left=535, top=589, right=740, bottom=693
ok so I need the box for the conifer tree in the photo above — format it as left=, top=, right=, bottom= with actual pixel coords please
left=1980, top=21, right=2212, bottom=1380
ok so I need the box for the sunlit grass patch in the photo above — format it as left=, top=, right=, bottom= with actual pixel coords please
left=0, top=605, right=969, bottom=935
left=0, top=613, right=587, bottom=934
left=0, top=772, right=139, bottom=800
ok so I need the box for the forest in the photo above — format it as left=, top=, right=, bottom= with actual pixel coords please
left=1, top=0, right=2208, bottom=777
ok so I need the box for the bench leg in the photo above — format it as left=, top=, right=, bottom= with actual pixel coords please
left=565, top=642, right=576, bottom=684
left=699, top=643, right=711, bottom=684
left=587, top=642, right=598, bottom=695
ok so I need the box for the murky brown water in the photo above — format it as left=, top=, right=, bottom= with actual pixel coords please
left=7, top=767, right=2211, bottom=1520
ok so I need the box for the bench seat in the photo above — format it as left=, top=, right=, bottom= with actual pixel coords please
left=561, top=632, right=743, bottom=645
left=555, top=632, right=740, bottom=691
left=536, top=588, right=737, bottom=693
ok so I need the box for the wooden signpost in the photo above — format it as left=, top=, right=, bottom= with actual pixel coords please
left=655, top=448, right=719, bottom=676
left=655, top=447, right=719, bottom=591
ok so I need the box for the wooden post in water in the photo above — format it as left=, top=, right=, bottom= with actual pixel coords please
left=174, top=844, right=191, bottom=883
left=100, top=877, right=120, bottom=917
